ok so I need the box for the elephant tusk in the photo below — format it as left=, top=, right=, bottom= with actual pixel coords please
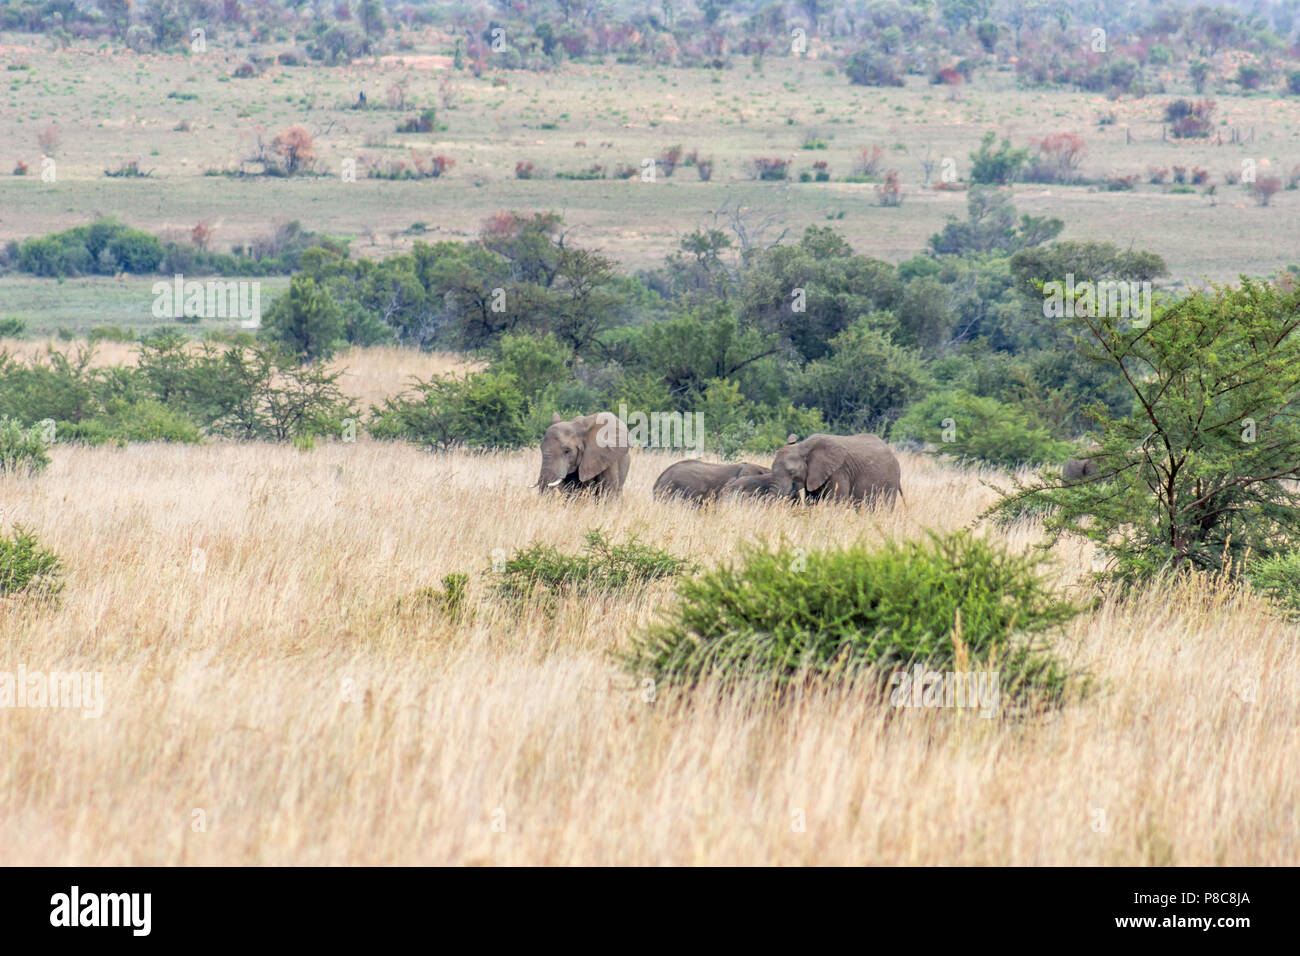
left=546, top=478, right=563, bottom=487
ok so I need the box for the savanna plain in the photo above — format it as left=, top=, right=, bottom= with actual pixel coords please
left=2, top=425, right=1297, bottom=864
left=2, top=20, right=1300, bottom=866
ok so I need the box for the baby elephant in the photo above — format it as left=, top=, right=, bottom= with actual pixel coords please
left=653, top=459, right=770, bottom=505
left=720, top=470, right=787, bottom=502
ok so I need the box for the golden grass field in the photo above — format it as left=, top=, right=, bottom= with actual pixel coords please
left=2, top=346, right=1297, bottom=864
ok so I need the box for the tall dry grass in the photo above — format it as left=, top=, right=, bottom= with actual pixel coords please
left=2, top=436, right=1297, bottom=865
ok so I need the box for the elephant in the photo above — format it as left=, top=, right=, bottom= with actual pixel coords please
left=1062, top=457, right=1099, bottom=481
left=767, top=433, right=902, bottom=506
left=653, top=459, right=770, bottom=504
left=720, top=470, right=787, bottom=501
left=536, top=411, right=630, bottom=498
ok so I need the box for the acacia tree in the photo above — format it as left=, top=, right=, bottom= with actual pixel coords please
left=991, top=279, right=1300, bottom=580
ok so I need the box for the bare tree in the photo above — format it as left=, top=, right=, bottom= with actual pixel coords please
left=710, top=197, right=790, bottom=262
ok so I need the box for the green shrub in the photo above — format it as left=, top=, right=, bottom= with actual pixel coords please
left=1245, top=552, right=1300, bottom=617
left=496, top=530, right=691, bottom=600
left=0, top=318, right=27, bottom=338
left=132, top=337, right=355, bottom=442
left=892, top=389, right=1069, bottom=467
left=625, top=531, right=1079, bottom=704
left=491, top=332, right=573, bottom=402
left=0, top=415, right=51, bottom=475
left=260, top=275, right=345, bottom=363
left=969, top=131, right=1029, bottom=185
left=87, top=399, right=201, bottom=444
left=396, top=573, right=469, bottom=620
left=88, top=325, right=137, bottom=344
left=0, top=335, right=344, bottom=446
left=106, top=229, right=164, bottom=272
left=791, top=324, right=929, bottom=431
left=844, top=49, right=904, bottom=87
left=199, top=344, right=355, bottom=441
left=0, top=527, right=63, bottom=597
left=15, top=218, right=165, bottom=277
left=696, top=378, right=825, bottom=457
left=369, top=371, right=531, bottom=449
left=0, top=348, right=99, bottom=425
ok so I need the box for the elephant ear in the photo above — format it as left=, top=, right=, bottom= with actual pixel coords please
left=579, top=412, right=627, bottom=482
left=805, top=440, right=848, bottom=493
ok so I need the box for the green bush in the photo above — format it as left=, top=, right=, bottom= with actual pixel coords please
left=71, top=399, right=202, bottom=445
left=1244, top=552, right=1300, bottom=617
left=496, top=530, right=691, bottom=600
left=0, top=336, right=347, bottom=446
left=14, top=218, right=164, bottom=277
left=791, top=323, right=929, bottom=431
left=0, top=348, right=100, bottom=425
left=491, top=332, right=573, bottom=402
left=369, top=370, right=531, bottom=449
left=197, top=344, right=355, bottom=441
left=0, top=415, right=51, bottom=475
left=12, top=220, right=333, bottom=280
left=261, top=274, right=345, bottom=363
left=131, top=336, right=355, bottom=442
left=969, top=131, right=1029, bottom=185
left=88, top=325, right=137, bottom=344
left=843, top=49, right=903, bottom=87
left=695, top=378, right=825, bottom=457
left=891, top=389, right=1070, bottom=467
left=106, top=229, right=164, bottom=272
left=0, top=526, right=63, bottom=597
left=396, top=573, right=469, bottom=620
left=0, top=318, right=27, bottom=338
left=624, top=531, right=1079, bottom=704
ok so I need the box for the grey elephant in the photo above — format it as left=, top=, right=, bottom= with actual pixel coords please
left=766, top=433, right=902, bottom=506
left=1062, top=457, right=1099, bottom=481
left=720, top=470, right=787, bottom=501
left=653, top=459, right=770, bottom=504
left=536, top=412, right=630, bottom=498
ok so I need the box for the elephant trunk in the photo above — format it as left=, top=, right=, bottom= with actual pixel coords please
left=769, top=470, right=800, bottom=498
left=537, top=459, right=570, bottom=492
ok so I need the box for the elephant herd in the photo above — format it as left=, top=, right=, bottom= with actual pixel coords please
left=535, top=411, right=904, bottom=507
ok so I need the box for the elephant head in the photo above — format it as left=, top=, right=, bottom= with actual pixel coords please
left=769, top=433, right=824, bottom=497
left=537, top=412, right=630, bottom=496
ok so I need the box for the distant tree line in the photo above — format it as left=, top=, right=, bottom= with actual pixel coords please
left=7, top=0, right=1300, bottom=94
